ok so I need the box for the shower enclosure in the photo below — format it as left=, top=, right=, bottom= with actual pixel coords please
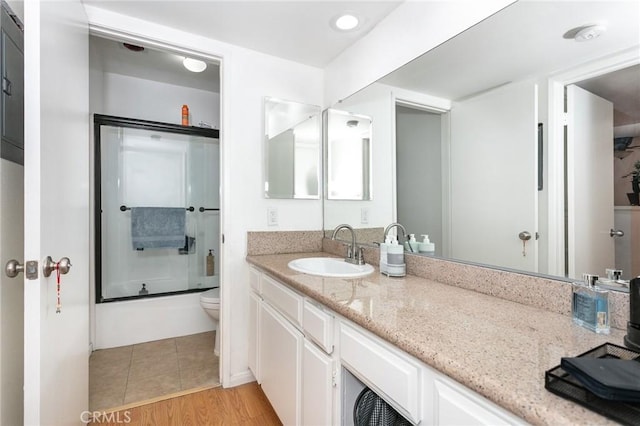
left=94, top=115, right=220, bottom=302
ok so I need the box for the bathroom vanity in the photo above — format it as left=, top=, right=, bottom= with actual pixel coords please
left=246, top=252, right=626, bottom=425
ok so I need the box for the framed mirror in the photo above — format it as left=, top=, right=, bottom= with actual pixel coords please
left=325, top=109, right=372, bottom=200
left=264, top=97, right=321, bottom=199
left=323, top=1, right=640, bottom=282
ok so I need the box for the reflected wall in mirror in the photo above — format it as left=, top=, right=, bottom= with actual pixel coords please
left=325, top=109, right=373, bottom=200
left=264, top=97, right=320, bottom=199
left=323, top=1, right=640, bottom=282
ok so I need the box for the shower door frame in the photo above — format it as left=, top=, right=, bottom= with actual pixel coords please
left=93, top=113, right=220, bottom=303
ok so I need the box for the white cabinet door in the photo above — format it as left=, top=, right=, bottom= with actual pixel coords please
left=248, top=291, right=261, bottom=382
left=302, top=340, right=334, bottom=426
left=433, top=378, right=523, bottom=426
left=260, top=301, right=302, bottom=426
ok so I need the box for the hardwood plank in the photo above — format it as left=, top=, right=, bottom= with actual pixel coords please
left=90, top=382, right=281, bottom=426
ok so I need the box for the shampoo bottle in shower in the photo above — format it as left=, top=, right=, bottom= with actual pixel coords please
left=206, top=249, right=215, bottom=276
left=182, top=104, right=190, bottom=126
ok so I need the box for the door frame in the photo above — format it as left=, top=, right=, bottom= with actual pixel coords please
left=547, top=46, right=640, bottom=277
left=391, top=92, right=451, bottom=255
left=86, top=23, right=231, bottom=383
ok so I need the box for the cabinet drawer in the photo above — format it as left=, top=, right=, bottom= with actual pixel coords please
left=433, top=378, right=523, bottom=425
left=303, top=299, right=334, bottom=354
left=249, top=266, right=261, bottom=293
left=340, top=323, right=421, bottom=424
left=262, top=274, right=302, bottom=326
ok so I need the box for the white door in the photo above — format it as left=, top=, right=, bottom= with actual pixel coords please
left=23, top=1, right=89, bottom=425
left=449, top=80, right=538, bottom=272
left=566, top=84, right=614, bottom=279
left=0, top=159, right=24, bottom=425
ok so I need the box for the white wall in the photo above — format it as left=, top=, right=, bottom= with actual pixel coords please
left=85, top=5, right=324, bottom=386
left=324, top=0, right=515, bottom=106
left=104, top=73, right=220, bottom=127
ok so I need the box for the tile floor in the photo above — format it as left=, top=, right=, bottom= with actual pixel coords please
left=89, top=331, right=219, bottom=411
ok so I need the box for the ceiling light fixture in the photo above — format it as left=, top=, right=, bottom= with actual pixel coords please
left=183, top=57, right=207, bottom=73
left=573, top=25, right=606, bottom=42
left=334, top=13, right=359, bottom=31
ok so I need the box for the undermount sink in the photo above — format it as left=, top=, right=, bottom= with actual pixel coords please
left=288, top=257, right=374, bottom=278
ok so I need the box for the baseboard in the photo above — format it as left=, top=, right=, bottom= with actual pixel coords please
left=224, top=369, right=256, bottom=388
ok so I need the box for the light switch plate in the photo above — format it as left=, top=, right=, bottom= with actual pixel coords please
left=267, top=207, right=278, bottom=226
left=361, top=207, right=369, bottom=224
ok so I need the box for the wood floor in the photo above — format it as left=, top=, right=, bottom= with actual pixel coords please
left=89, top=382, right=281, bottom=426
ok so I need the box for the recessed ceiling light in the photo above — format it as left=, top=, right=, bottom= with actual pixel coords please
left=183, top=57, right=207, bottom=73
left=334, top=14, right=359, bottom=31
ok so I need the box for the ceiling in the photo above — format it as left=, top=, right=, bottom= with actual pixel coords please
left=89, top=35, right=222, bottom=92
left=82, top=0, right=403, bottom=68
left=86, top=0, right=639, bottom=133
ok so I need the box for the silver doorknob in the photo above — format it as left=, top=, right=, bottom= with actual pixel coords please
left=43, top=256, right=72, bottom=277
left=5, top=259, right=23, bottom=278
left=610, top=229, right=625, bottom=238
left=518, top=231, right=532, bottom=241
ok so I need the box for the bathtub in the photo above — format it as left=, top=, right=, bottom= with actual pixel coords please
left=94, top=290, right=215, bottom=349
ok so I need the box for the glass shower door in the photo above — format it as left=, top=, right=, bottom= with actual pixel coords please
left=96, top=116, right=220, bottom=302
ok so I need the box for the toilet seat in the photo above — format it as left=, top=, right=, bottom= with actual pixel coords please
left=200, top=287, right=220, bottom=307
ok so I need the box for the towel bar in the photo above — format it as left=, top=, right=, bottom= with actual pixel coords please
left=120, top=205, right=194, bottom=212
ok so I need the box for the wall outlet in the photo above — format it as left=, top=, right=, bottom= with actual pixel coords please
left=361, top=207, right=369, bottom=224
left=267, top=207, right=278, bottom=226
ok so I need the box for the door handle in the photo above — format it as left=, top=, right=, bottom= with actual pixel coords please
left=42, top=256, right=72, bottom=277
left=5, top=259, right=23, bottom=278
left=610, top=229, right=624, bottom=238
left=518, top=231, right=532, bottom=241
left=5, top=259, right=38, bottom=279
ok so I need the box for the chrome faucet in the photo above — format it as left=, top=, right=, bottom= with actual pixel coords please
left=331, top=224, right=364, bottom=265
left=383, top=222, right=412, bottom=252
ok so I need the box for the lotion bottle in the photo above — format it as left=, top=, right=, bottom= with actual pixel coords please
left=419, top=235, right=435, bottom=255
left=404, top=234, right=418, bottom=252
left=206, top=249, right=215, bottom=276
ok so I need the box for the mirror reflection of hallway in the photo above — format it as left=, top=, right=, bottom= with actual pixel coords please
left=395, top=104, right=443, bottom=256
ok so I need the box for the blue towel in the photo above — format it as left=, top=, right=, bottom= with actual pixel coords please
left=131, top=207, right=186, bottom=250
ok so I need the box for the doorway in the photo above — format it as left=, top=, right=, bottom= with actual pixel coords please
left=395, top=104, right=444, bottom=256
left=567, top=64, right=640, bottom=280
left=88, top=34, right=222, bottom=410
left=546, top=58, right=640, bottom=278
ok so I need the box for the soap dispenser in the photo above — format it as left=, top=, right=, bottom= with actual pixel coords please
left=383, top=235, right=406, bottom=277
left=404, top=234, right=418, bottom=252
left=418, top=235, right=435, bottom=255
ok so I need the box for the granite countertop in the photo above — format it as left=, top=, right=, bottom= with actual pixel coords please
left=247, top=252, right=629, bottom=426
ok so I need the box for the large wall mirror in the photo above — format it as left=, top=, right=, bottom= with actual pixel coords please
left=264, top=97, right=321, bottom=199
left=323, top=1, right=640, bottom=282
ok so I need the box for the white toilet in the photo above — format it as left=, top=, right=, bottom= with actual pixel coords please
left=199, top=287, right=220, bottom=356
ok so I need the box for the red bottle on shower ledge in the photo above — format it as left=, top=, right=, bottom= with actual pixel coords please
left=181, top=104, right=189, bottom=126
